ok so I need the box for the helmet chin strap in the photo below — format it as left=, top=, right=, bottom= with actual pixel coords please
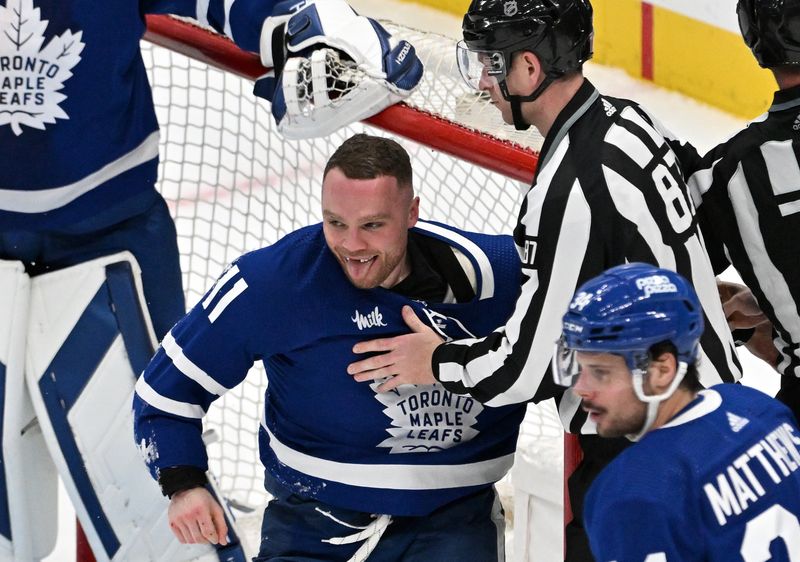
left=625, top=362, right=689, bottom=442
left=501, top=75, right=555, bottom=131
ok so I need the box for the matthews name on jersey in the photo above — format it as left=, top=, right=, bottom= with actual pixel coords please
left=432, top=79, right=741, bottom=434
left=584, top=384, right=800, bottom=561
left=0, top=0, right=278, bottom=230
left=133, top=220, right=526, bottom=516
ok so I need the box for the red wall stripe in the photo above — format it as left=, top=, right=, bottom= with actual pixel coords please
left=642, top=2, right=654, bottom=80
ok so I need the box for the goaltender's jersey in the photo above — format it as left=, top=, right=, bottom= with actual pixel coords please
left=687, top=84, right=800, bottom=379
left=433, top=79, right=742, bottom=433
left=133, top=221, right=526, bottom=516
left=0, top=0, right=276, bottom=231
left=584, top=385, right=800, bottom=561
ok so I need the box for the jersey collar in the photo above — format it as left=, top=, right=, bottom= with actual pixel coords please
left=659, top=388, right=722, bottom=430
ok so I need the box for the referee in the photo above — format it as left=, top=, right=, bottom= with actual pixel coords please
left=686, top=0, right=800, bottom=423
left=348, top=1, right=742, bottom=560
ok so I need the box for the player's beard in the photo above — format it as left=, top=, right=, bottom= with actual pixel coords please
left=583, top=399, right=648, bottom=439
left=338, top=247, right=406, bottom=290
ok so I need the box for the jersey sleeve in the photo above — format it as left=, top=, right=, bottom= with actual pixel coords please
left=133, top=255, right=274, bottom=480
left=432, top=171, right=593, bottom=408
left=139, top=0, right=281, bottom=53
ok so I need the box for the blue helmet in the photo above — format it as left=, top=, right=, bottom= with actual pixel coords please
left=554, top=263, right=704, bottom=386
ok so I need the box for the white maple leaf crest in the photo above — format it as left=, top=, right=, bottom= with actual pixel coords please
left=0, top=0, right=84, bottom=135
left=372, top=382, right=483, bottom=454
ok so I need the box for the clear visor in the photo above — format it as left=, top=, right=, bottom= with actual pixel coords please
left=551, top=338, right=651, bottom=388
left=456, top=40, right=506, bottom=90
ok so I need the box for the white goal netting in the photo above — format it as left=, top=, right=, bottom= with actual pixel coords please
left=140, top=16, right=563, bottom=557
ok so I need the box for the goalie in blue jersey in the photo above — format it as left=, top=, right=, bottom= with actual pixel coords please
left=134, top=134, right=527, bottom=561
left=553, top=263, right=800, bottom=561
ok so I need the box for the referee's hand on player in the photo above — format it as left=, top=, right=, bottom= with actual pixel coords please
left=349, top=305, right=442, bottom=391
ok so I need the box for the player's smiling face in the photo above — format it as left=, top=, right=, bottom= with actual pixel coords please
left=322, top=167, right=419, bottom=290
left=572, top=351, right=648, bottom=438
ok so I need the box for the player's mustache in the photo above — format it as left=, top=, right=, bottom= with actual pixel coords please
left=581, top=400, right=605, bottom=414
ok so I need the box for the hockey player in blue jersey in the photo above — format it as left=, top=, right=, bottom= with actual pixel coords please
left=133, top=134, right=526, bottom=561
left=553, top=263, right=800, bottom=561
left=1, top=1, right=421, bottom=559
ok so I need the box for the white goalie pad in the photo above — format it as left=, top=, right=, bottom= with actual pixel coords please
left=0, top=260, right=58, bottom=562
left=24, top=252, right=241, bottom=562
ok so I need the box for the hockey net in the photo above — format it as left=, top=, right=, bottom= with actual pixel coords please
left=83, top=14, right=568, bottom=559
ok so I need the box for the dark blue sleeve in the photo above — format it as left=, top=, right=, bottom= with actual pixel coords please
left=139, top=0, right=281, bottom=52
left=133, top=254, right=278, bottom=479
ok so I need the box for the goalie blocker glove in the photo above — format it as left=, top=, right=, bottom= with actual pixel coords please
left=254, top=0, right=423, bottom=139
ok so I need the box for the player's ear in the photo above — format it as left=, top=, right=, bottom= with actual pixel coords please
left=408, top=195, right=420, bottom=227
left=648, top=352, right=678, bottom=393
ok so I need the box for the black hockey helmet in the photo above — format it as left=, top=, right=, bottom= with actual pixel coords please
left=737, top=0, right=800, bottom=67
left=461, top=0, right=594, bottom=79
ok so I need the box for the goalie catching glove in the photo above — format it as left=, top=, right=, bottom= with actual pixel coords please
left=254, top=0, right=423, bottom=139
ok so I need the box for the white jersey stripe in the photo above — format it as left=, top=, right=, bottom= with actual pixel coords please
left=608, top=116, right=655, bottom=169
left=778, top=200, right=800, bottom=217
left=603, top=165, right=677, bottom=271
left=162, top=332, right=230, bottom=396
left=202, top=264, right=240, bottom=309
left=0, top=132, right=159, bottom=213
left=761, top=140, right=800, bottom=197
left=196, top=0, right=211, bottom=27
left=261, top=421, right=514, bottom=490
left=208, top=278, right=248, bottom=323
left=135, top=377, right=205, bottom=419
left=224, top=0, right=236, bottom=38
left=728, top=163, right=800, bottom=376
left=620, top=105, right=664, bottom=147
left=414, top=221, right=495, bottom=300
left=495, top=178, right=591, bottom=407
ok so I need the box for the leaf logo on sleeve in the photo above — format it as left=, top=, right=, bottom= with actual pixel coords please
left=0, top=0, right=84, bottom=135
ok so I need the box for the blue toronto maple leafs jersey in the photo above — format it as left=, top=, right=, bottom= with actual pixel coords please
left=0, top=0, right=276, bottom=230
left=584, top=384, right=800, bottom=562
left=133, top=221, right=526, bottom=516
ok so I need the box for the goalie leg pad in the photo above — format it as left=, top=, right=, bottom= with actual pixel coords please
left=25, top=252, right=239, bottom=562
left=0, top=260, right=58, bottom=562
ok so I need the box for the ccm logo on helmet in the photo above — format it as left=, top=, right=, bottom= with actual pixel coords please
left=635, top=275, right=677, bottom=297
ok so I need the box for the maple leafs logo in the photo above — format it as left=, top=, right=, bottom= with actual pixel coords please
left=372, top=382, right=482, bottom=454
left=0, top=0, right=84, bottom=135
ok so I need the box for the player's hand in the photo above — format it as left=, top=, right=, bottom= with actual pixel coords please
left=168, top=487, right=229, bottom=546
left=348, top=305, right=442, bottom=392
left=717, top=280, right=779, bottom=368
left=718, top=280, right=763, bottom=327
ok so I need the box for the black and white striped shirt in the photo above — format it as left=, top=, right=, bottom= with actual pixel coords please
left=687, top=84, right=800, bottom=380
left=432, top=79, right=742, bottom=433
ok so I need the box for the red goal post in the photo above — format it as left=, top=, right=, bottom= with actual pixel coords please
left=78, top=13, right=581, bottom=561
